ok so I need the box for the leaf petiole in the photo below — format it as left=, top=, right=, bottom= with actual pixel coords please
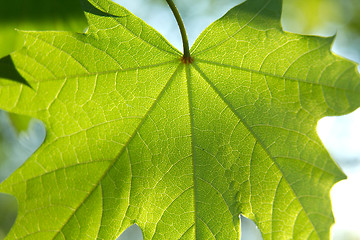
left=165, top=0, right=193, bottom=63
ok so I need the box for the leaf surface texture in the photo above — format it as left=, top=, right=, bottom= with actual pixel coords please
left=1, top=0, right=360, bottom=239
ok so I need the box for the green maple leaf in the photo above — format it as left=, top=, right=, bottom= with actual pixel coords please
left=1, top=0, right=360, bottom=239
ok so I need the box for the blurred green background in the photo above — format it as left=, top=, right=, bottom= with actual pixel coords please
left=1, top=0, right=360, bottom=239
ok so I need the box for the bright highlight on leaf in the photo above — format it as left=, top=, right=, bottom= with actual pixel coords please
left=0, top=0, right=359, bottom=239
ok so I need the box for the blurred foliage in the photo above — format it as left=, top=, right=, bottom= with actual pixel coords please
left=0, top=194, right=17, bottom=239
left=347, top=0, right=360, bottom=33
left=0, top=112, right=15, bottom=170
left=0, top=0, right=87, bottom=57
left=283, top=0, right=360, bottom=35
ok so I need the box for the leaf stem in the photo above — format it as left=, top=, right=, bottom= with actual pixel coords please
left=165, top=0, right=192, bottom=62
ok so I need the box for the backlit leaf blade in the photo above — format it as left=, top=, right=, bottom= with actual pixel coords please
left=191, top=0, right=360, bottom=238
left=0, top=0, right=359, bottom=239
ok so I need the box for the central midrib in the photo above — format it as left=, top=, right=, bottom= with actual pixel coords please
left=185, top=63, right=199, bottom=239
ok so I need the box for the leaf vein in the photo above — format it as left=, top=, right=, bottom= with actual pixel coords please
left=192, top=62, right=322, bottom=238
